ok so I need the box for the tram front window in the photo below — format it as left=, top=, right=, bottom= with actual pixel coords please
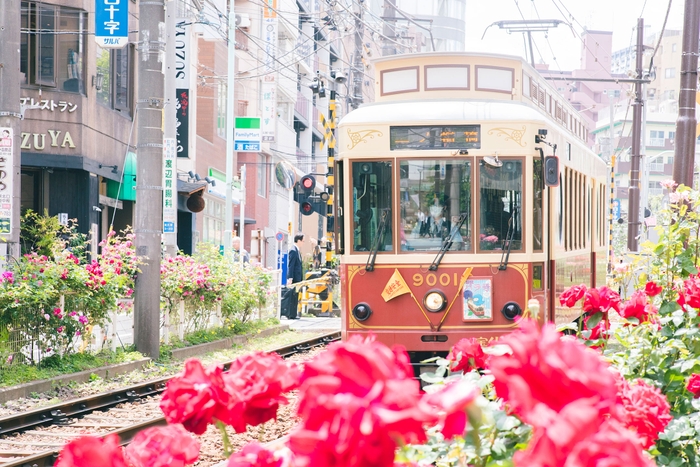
left=479, top=159, right=522, bottom=251
left=352, top=161, right=393, bottom=252
left=399, top=160, right=472, bottom=252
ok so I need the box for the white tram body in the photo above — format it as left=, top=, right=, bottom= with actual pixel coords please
left=334, top=52, right=608, bottom=356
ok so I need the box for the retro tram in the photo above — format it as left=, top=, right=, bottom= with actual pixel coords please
left=334, top=52, right=609, bottom=361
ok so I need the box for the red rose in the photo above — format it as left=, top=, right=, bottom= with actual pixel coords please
left=55, top=434, right=129, bottom=467
left=616, top=379, right=671, bottom=449
left=645, top=281, right=662, bottom=297
left=291, top=336, right=434, bottom=467
left=619, top=290, right=657, bottom=324
left=564, top=420, right=655, bottom=467
left=559, top=284, right=587, bottom=307
left=289, top=394, right=398, bottom=467
left=488, top=320, right=618, bottom=422
left=227, top=442, right=282, bottom=467
left=222, top=351, right=301, bottom=432
left=159, top=359, right=231, bottom=434
left=422, top=379, right=479, bottom=438
left=446, top=338, right=487, bottom=373
left=583, top=286, right=621, bottom=314
left=125, top=424, right=200, bottom=467
left=687, top=373, right=700, bottom=397
left=513, top=398, right=610, bottom=466
left=683, top=277, right=700, bottom=309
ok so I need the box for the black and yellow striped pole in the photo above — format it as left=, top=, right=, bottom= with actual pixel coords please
left=607, top=154, right=616, bottom=274
left=326, top=91, right=336, bottom=267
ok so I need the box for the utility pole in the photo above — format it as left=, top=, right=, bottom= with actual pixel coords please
left=382, top=0, right=397, bottom=56
left=672, top=0, right=700, bottom=188
left=352, top=0, right=364, bottom=109
left=0, top=0, right=21, bottom=260
left=627, top=18, right=644, bottom=252
left=224, top=0, right=236, bottom=255
left=163, top=0, right=178, bottom=257
left=239, top=164, right=246, bottom=263
left=134, top=0, right=165, bottom=359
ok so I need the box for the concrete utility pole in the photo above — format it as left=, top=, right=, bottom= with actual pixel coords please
left=352, top=0, right=364, bottom=109
left=672, top=0, right=700, bottom=188
left=382, top=0, right=397, bottom=56
left=134, top=0, right=165, bottom=358
left=627, top=18, right=644, bottom=252
left=224, top=0, right=236, bottom=255
left=0, top=0, right=21, bottom=259
left=163, top=0, right=178, bottom=257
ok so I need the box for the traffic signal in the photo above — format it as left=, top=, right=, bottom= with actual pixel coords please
left=298, top=174, right=329, bottom=216
left=299, top=175, right=316, bottom=216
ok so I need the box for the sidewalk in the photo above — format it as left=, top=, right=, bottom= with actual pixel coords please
left=280, top=316, right=341, bottom=331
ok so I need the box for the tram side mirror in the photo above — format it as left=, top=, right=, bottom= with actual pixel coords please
left=544, top=156, right=560, bottom=187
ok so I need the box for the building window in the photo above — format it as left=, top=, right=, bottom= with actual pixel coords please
left=665, top=68, right=676, bottom=78
left=21, top=2, right=86, bottom=93
left=217, top=82, right=227, bottom=138
left=672, top=43, right=677, bottom=52
left=202, top=197, right=224, bottom=246
left=649, top=130, right=665, bottom=147
left=96, top=44, right=132, bottom=114
left=257, top=154, right=267, bottom=197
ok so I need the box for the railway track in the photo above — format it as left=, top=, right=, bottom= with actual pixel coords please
left=0, top=331, right=340, bottom=467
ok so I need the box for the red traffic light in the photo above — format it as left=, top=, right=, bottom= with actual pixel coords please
left=300, top=174, right=316, bottom=192
left=300, top=201, right=314, bottom=216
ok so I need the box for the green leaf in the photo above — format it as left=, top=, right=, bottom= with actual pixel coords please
left=660, top=300, right=681, bottom=315
left=625, top=316, right=640, bottom=325
left=586, top=312, right=603, bottom=329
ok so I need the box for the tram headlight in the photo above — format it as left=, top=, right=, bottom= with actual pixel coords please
left=352, top=303, right=372, bottom=321
left=423, top=290, right=447, bottom=313
left=501, top=301, right=523, bottom=320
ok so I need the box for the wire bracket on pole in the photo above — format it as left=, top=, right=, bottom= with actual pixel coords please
left=137, top=98, right=164, bottom=108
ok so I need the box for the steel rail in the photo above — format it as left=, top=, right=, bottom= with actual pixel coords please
left=0, top=331, right=340, bottom=467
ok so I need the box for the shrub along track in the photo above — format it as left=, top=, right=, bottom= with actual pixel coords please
left=0, top=331, right=340, bottom=467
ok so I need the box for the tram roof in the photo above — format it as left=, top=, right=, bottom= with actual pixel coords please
left=340, top=99, right=553, bottom=127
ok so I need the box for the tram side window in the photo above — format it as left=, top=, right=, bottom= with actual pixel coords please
left=479, top=160, right=522, bottom=251
left=399, top=160, right=472, bottom=252
left=352, top=161, right=393, bottom=252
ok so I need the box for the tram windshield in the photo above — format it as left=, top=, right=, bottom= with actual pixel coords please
left=479, top=159, right=522, bottom=251
left=399, top=160, right=472, bottom=252
left=352, top=161, right=393, bottom=252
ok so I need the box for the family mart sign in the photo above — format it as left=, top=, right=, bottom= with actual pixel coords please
left=234, top=117, right=261, bottom=152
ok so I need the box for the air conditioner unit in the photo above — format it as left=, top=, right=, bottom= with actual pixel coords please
left=235, top=13, right=251, bottom=28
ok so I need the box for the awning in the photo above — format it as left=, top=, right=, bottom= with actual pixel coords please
left=177, top=179, right=207, bottom=195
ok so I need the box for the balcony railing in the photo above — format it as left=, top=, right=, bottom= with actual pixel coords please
left=295, top=91, right=309, bottom=123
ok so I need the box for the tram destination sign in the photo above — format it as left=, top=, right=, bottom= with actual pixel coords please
left=390, top=125, right=481, bottom=150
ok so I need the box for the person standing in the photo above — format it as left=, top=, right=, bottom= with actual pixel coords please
left=311, top=238, right=323, bottom=270
left=286, top=233, right=304, bottom=319
left=231, top=236, right=250, bottom=264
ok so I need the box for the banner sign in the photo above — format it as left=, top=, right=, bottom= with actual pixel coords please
left=95, top=0, right=128, bottom=48
left=176, top=88, right=189, bottom=158
left=163, top=138, right=177, bottom=234
left=261, top=78, right=277, bottom=142
left=234, top=117, right=261, bottom=152
left=0, top=129, right=12, bottom=235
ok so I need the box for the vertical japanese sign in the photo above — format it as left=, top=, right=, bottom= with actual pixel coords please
left=261, top=0, right=277, bottom=142
left=95, top=0, right=129, bottom=48
left=175, top=89, right=189, bottom=158
left=174, top=21, right=190, bottom=158
left=163, top=138, right=177, bottom=234
left=261, top=77, right=276, bottom=142
left=0, top=129, right=12, bottom=235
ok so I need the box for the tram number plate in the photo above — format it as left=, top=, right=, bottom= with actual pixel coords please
left=412, top=272, right=460, bottom=287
